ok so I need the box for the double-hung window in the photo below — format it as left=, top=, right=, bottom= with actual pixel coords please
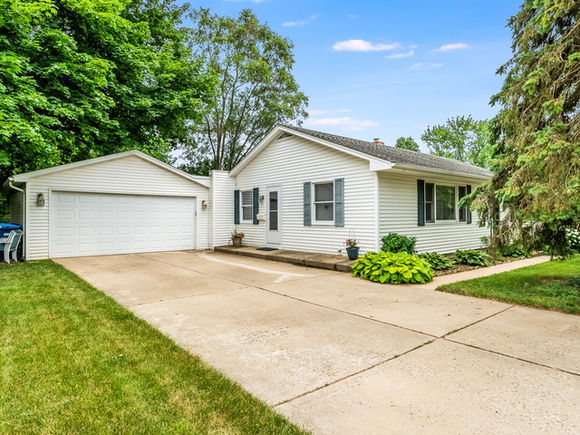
left=425, top=183, right=435, bottom=223
left=436, top=185, right=456, bottom=221
left=458, top=185, right=467, bottom=222
left=240, top=190, right=253, bottom=222
left=313, top=181, right=334, bottom=224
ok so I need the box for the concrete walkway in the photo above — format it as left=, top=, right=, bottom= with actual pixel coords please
left=56, top=251, right=579, bottom=434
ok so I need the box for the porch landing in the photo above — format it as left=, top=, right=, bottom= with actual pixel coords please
left=214, top=245, right=356, bottom=272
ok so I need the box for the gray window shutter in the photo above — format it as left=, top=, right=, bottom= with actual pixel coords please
left=334, top=178, right=344, bottom=227
left=303, top=182, right=311, bottom=226
left=234, top=190, right=240, bottom=224
left=252, top=187, right=259, bottom=225
left=466, top=184, right=472, bottom=224
left=417, top=179, right=425, bottom=226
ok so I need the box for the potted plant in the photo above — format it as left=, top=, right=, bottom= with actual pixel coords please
left=345, top=238, right=360, bottom=260
left=231, top=230, right=245, bottom=247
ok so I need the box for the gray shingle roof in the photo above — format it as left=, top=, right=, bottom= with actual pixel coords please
left=281, top=124, right=491, bottom=178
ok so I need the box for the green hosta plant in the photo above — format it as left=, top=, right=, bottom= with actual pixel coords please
left=381, top=233, right=416, bottom=254
left=352, top=251, right=433, bottom=284
left=419, top=252, right=455, bottom=270
left=453, top=249, right=492, bottom=267
left=497, top=244, right=531, bottom=258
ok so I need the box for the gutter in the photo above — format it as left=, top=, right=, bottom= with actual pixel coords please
left=8, top=177, right=24, bottom=193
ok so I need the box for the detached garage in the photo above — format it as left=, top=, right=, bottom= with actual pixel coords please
left=4, top=150, right=210, bottom=260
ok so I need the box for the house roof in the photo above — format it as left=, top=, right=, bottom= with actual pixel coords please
left=4, top=150, right=210, bottom=188
left=281, top=125, right=492, bottom=178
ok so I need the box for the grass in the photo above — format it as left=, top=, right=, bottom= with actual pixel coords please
left=0, top=260, right=304, bottom=434
left=437, top=256, right=580, bottom=314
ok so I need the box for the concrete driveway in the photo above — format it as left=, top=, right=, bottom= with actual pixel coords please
left=56, top=251, right=580, bottom=434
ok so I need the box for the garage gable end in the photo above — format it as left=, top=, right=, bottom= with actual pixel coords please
left=27, top=154, right=207, bottom=196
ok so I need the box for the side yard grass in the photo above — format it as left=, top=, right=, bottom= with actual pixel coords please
left=437, top=256, right=580, bottom=314
left=0, top=260, right=304, bottom=434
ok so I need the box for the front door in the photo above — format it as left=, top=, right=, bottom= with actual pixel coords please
left=266, top=186, right=281, bottom=246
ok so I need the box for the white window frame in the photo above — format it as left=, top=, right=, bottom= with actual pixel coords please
left=312, top=180, right=335, bottom=225
left=424, top=182, right=468, bottom=224
left=240, top=190, right=253, bottom=224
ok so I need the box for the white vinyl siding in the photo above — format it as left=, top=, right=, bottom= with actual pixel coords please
left=209, top=170, right=234, bottom=248
left=9, top=190, right=24, bottom=225
left=379, top=171, right=489, bottom=254
left=233, top=135, right=377, bottom=254
left=25, top=155, right=209, bottom=260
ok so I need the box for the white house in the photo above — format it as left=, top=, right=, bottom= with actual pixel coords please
left=3, top=125, right=491, bottom=260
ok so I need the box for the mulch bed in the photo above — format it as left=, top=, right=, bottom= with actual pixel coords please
left=432, top=253, right=543, bottom=277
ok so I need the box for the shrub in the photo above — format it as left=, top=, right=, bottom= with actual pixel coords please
left=352, top=251, right=433, bottom=284
left=453, top=249, right=492, bottom=267
left=419, top=252, right=454, bottom=270
left=381, top=233, right=416, bottom=254
left=497, top=244, right=531, bottom=258
left=568, top=276, right=580, bottom=290
left=568, top=230, right=580, bottom=251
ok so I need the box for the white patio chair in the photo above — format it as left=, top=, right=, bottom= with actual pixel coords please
left=1, top=230, right=23, bottom=264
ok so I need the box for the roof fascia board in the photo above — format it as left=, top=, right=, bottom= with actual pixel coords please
left=387, top=164, right=491, bottom=181
left=229, top=127, right=285, bottom=176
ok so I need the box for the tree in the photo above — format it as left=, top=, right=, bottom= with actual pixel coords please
left=179, top=8, right=308, bottom=175
left=471, top=0, right=579, bottom=257
left=421, top=116, right=496, bottom=168
left=395, top=137, right=420, bottom=151
left=0, top=0, right=214, bottom=184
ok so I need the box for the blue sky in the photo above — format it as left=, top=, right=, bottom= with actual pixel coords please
left=186, top=0, right=521, bottom=150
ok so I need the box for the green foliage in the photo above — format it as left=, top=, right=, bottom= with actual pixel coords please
left=419, top=252, right=455, bottom=270
left=180, top=8, right=308, bottom=175
left=497, top=244, right=531, bottom=258
left=395, top=137, right=419, bottom=152
left=453, top=249, right=492, bottom=267
left=0, top=0, right=214, bottom=183
left=568, top=276, right=580, bottom=290
left=421, top=116, right=496, bottom=169
left=472, top=0, right=579, bottom=258
left=381, top=233, right=416, bottom=254
left=567, top=230, right=580, bottom=251
left=352, top=251, right=434, bottom=284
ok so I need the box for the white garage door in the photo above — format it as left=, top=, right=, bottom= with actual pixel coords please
left=50, top=191, right=196, bottom=258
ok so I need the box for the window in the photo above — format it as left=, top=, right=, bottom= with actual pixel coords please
left=436, top=185, right=456, bottom=221
left=425, top=183, right=435, bottom=223
left=240, top=190, right=253, bottom=222
left=458, top=185, right=467, bottom=222
left=313, top=181, right=334, bottom=223
left=269, top=191, right=278, bottom=231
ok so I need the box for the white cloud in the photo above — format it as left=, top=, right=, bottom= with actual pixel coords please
left=282, top=14, right=319, bottom=27
left=333, top=39, right=401, bottom=52
left=434, top=42, right=469, bottom=52
left=309, top=108, right=351, bottom=116
left=409, top=62, right=443, bottom=70
left=386, top=50, right=415, bottom=59
left=304, top=117, right=379, bottom=131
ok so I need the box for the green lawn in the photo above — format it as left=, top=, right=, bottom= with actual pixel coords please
left=437, top=256, right=580, bottom=314
left=0, top=260, right=304, bottom=434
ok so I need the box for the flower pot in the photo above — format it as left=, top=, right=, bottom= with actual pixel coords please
left=346, top=247, right=359, bottom=260
left=232, top=237, right=242, bottom=247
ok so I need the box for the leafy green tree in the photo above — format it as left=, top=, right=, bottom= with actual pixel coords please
left=421, top=116, right=496, bottom=168
left=180, top=8, right=308, bottom=175
left=0, top=0, right=214, bottom=184
left=472, top=0, right=579, bottom=257
left=395, top=137, right=420, bottom=152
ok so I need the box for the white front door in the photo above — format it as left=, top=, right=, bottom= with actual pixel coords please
left=266, top=186, right=281, bottom=246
